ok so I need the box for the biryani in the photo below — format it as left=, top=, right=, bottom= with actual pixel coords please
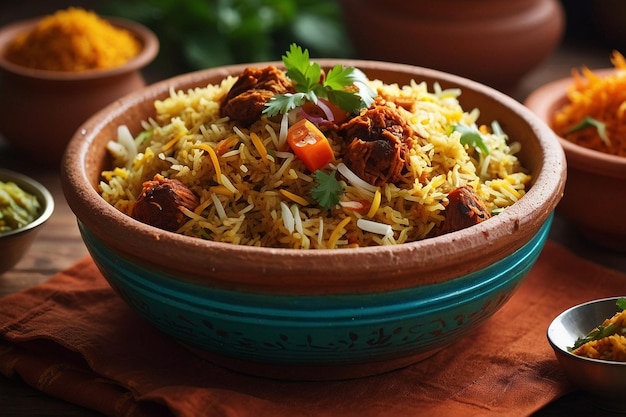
left=100, top=45, right=530, bottom=249
left=570, top=299, right=626, bottom=362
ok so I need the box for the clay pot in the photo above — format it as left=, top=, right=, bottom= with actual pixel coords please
left=61, top=60, right=566, bottom=379
left=339, top=0, right=565, bottom=91
left=525, top=70, right=626, bottom=252
left=0, top=16, right=158, bottom=168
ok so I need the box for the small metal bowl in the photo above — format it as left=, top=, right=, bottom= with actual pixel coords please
left=0, top=169, right=54, bottom=273
left=547, top=297, right=626, bottom=412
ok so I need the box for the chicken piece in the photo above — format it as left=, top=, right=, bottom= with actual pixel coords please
left=438, top=185, right=491, bottom=235
left=339, top=104, right=414, bottom=186
left=221, top=65, right=294, bottom=126
left=132, top=174, right=200, bottom=232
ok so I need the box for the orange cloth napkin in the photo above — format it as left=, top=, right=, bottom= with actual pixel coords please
left=1, top=240, right=625, bottom=417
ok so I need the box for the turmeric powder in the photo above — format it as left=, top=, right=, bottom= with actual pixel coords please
left=4, top=8, right=142, bottom=72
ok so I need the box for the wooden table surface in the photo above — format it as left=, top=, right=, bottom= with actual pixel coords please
left=1, top=40, right=625, bottom=417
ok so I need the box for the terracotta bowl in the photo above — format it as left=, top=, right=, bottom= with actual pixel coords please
left=0, top=16, right=159, bottom=168
left=525, top=70, right=626, bottom=252
left=0, top=169, right=54, bottom=274
left=547, top=297, right=626, bottom=413
left=339, top=0, right=564, bottom=91
left=61, top=60, right=566, bottom=380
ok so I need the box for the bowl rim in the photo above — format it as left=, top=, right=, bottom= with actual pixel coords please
left=547, top=296, right=626, bottom=366
left=0, top=168, right=54, bottom=237
left=0, top=15, right=159, bottom=81
left=61, top=59, right=566, bottom=293
left=524, top=69, right=626, bottom=179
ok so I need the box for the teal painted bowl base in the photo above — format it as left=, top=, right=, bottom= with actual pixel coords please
left=181, top=341, right=446, bottom=381
left=80, top=215, right=552, bottom=380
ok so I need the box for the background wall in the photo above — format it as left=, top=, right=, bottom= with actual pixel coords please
left=1, top=0, right=625, bottom=83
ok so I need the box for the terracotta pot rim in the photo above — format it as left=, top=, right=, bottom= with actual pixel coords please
left=0, top=16, right=159, bottom=81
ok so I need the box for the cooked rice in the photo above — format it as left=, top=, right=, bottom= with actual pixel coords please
left=572, top=310, right=626, bottom=362
left=99, top=75, right=531, bottom=249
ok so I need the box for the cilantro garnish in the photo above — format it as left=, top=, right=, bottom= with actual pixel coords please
left=453, top=123, right=490, bottom=155
left=311, top=170, right=344, bottom=209
left=569, top=297, right=626, bottom=351
left=263, top=44, right=377, bottom=117
left=565, top=116, right=611, bottom=146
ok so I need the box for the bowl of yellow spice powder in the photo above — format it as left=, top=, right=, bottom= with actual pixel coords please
left=0, top=7, right=159, bottom=167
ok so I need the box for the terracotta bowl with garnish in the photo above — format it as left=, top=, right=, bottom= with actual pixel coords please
left=61, top=59, right=566, bottom=380
left=525, top=68, right=626, bottom=252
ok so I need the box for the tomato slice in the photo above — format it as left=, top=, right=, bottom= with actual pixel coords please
left=286, top=119, right=334, bottom=172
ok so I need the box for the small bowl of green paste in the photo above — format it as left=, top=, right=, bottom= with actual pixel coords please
left=0, top=169, right=54, bottom=273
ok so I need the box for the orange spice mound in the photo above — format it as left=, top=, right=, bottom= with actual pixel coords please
left=552, top=50, right=626, bottom=157
left=4, top=7, right=142, bottom=72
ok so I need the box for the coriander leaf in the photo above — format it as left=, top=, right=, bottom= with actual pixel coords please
left=453, top=123, right=490, bottom=155
left=281, top=44, right=310, bottom=76
left=324, top=66, right=376, bottom=109
left=565, top=116, right=610, bottom=146
left=311, top=170, right=343, bottom=209
left=324, top=65, right=359, bottom=90
left=263, top=93, right=309, bottom=117
left=568, top=298, right=626, bottom=351
left=355, top=80, right=377, bottom=109
left=570, top=323, right=621, bottom=351
left=282, top=44, right=320, bottom=93
left=263, top=43, right=377, bottom=117
left=326, top=89, right=365, bottom=114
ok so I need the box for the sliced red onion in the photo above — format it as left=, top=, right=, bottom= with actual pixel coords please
left=315, top=99, right=335, bottom=121
left=299, top=109, right=326, bottom=125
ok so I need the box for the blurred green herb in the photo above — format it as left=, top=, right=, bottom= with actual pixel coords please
left=569, top=298, right=626, bottom=351
left=99, top=0, right=354, bottom=79
left=565, top=116, right=610, bottom=146
left=453, top=123, right=490, bottom=155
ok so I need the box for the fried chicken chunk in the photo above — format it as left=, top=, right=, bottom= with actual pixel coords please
left=132, top=174, right=199, bottom=232
left=221, top=65, right=294, bottom=127
left=438, top=185, right=491, bottom=235
left=339, top=103, right=414, bottom=187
